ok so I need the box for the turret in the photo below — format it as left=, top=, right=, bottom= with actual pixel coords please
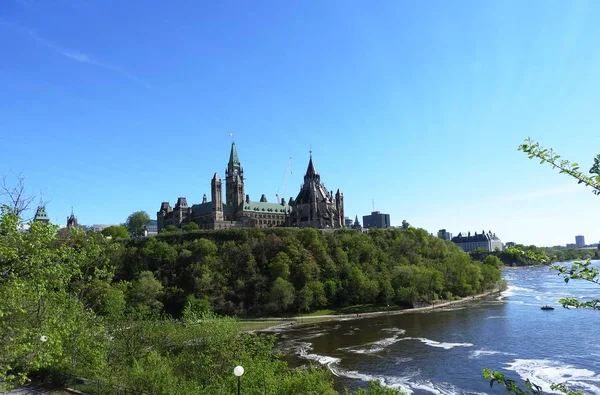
left=66, top=207, right=78, bottom=229
left=335, top=189, right=344, bottom=227
left=33, top=206, right=50, bottom=224
left=211, top=172, right=223, bottom=221
left=202, top=194, right=207, bottom=204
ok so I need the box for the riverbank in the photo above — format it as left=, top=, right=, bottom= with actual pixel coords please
left=241, top=287, right=502, bottom=332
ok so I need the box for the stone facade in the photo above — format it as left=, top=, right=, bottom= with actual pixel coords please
left=286, top=155, right=344, bottom=229
left=157, top=143, right=291, bottom=232
left=451, top=231, right=503, bottom=252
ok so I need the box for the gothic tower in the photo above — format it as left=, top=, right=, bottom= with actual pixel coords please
left=288, top=152, right=343, bottom=229
left=66, top=207, right=78, bottom=229
left=211, top=172, right=223, bottom=221
left=225, top=142, right=244, bottom=213
left=335, top=189, right=344, bottom=228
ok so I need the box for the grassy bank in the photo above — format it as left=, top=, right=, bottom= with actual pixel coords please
left=240, top=287, right=502, bottom=332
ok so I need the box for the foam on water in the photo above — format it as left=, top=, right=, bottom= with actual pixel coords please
left=485, top=315, right=508, bottom=319
left=395, top=357, right=414, bottom=364
left=339, top=329, right=407, bottom=354
left=296, top=341, right=341, bottom=367
left=302, top=331, right=327, bottom=339
left=332, top=367, right=486, bottom=395
left=400, top=337, right=473, bottom=350
left=502, top=285, right=535, bottom=297
left=469, top=349, right=517, bottom=359
left=505, top=359, right=600, bottom=394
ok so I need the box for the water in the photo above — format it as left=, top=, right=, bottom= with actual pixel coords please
left=272, top=262, right=600, bottom=394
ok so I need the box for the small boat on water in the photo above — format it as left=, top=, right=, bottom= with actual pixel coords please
left=541, top=305, right=555, bottom=310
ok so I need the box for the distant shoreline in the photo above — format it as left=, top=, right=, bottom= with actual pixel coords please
left=245, top=288, right=502, bottom=333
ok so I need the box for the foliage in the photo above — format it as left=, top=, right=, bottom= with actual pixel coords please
left=470, top=244, right=598, bottom=267
left=518, top=137, right=600, bottom=195
left=483, top=369, right=583, bottom=395
left=101, top=225, right=129, bottom=239
left=0, top=206, right=106, bottom=390
left=113, top=227, right=502, bottom=317
left=182, top=222, right=199, bottom=232
left=125, top=210, right=151, bottom=238
left=346, top=381, right=405, bottom=394
left=164, top=224, right=179, bottom=232
left=551, top=259, right=600, bottom=309
left=483, top=139, right=600, bottom=394
left=0, top=206, right=403, bottom=394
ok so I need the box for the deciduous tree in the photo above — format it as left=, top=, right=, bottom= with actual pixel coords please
left=126, top=211, right=151, bottom=237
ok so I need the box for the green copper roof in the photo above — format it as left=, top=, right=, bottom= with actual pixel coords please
left=228, top=142, right=240, bottom=167
left=33, top=206, right=49, bottom=222
left=242, top=201, right=290, bottom=214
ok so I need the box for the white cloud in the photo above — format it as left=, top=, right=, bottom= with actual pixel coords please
left=0, top=19, right=149, bottom=87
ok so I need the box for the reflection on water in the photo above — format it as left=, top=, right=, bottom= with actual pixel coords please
left=270, top=262, right=600, bottom=394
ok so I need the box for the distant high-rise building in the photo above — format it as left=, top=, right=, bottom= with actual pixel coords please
left=451, top=230, right=503, bottom=252
left=344, top=217, right=353, bottom=228
left=575, top=235, right=585, bottom=248
left=362, top=211, right=391, bottom=229
left=437, top=229, right=452, bottom=241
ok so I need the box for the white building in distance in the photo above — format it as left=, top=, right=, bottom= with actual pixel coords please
left=451, top=230, right=503, bottom=252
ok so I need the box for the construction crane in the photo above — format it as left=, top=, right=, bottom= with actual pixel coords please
left=276, top=157, right=292, bottom=203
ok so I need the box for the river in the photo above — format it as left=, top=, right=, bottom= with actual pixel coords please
left=271, top=262, right=600, bottom=394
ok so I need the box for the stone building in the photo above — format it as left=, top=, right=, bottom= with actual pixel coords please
left=33, top=206, right=50, bottom=224
left=157, top=143, right=291, bottom=232
left=451, top=230, right=503, bottom=252
left=66, top=208, right=79, bottom=229
left=286, top=154, right=345, bottom=229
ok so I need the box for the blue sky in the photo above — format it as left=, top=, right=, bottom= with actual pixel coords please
left=1, top=0, right=599, bottom=247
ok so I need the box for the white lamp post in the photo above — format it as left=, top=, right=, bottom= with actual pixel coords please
left=233, top=365, right=244, bottom=395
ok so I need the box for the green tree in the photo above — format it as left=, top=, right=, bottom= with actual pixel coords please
left=101, top=225, right=129, bottom=239
left=126, top=210, right=151, bottom=237
left=269, top=277, right=295, bottom=312
left=164, top=224, right=178, bottom=233
left=182, top=222, right=199, bottom=232
left=127, top=271, right=164, bottom=314
left=401, top=220, right=410, bottom=229
left=0, top=207, right=106, bottom=390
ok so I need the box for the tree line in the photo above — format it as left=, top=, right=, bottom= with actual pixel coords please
left=110, top=227, right=503, bottom=318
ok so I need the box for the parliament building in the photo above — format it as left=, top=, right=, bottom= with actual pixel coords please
left=157, top=143, right=345, bottom=232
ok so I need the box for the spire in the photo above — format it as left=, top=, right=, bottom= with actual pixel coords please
left=305, top=155, right=319, bottom=178
left=228, top=142, right=240, bottom=168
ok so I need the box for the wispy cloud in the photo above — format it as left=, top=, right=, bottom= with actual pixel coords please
left=0, top=19, right=149, bottom=87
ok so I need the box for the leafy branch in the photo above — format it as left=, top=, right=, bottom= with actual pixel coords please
left=518, top=138, right=600, bottom=195
left=483, top=369, right=583, bottom=395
